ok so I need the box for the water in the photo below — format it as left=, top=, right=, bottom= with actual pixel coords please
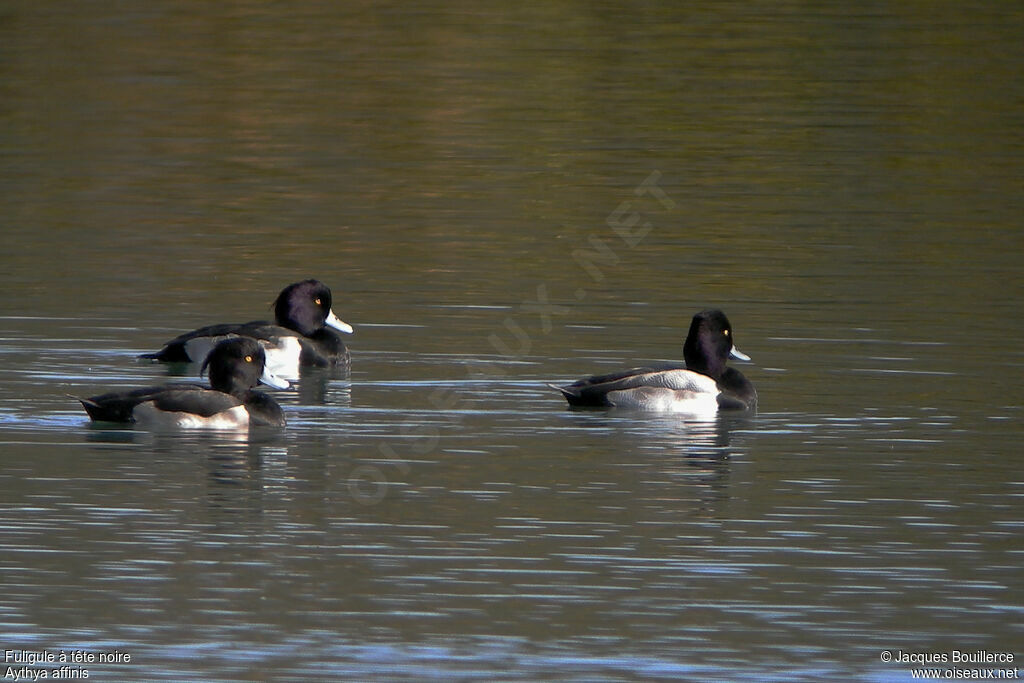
left=2, top=2, right=1023, bottom=681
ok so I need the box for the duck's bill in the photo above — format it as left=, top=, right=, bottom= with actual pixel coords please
left=259, top=367, right=290, bottom=390
left=325, top=309, right=354, bottom=334
left=729, top=346, right=751, bottom=362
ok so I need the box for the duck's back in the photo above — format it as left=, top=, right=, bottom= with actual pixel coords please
left=80, top=384, right=238, bottom=423
left=140, top=321, right=285, bottom=363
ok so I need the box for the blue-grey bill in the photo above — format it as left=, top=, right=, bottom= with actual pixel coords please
left=729, top=346, right=751, bottom=362
left=325, top=309, right=354, bottom=334
left=259, top=367, right=290, bottom=390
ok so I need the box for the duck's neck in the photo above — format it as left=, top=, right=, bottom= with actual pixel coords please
left=209, top=371, right=254, bottom=397
left=278, top=312, right=321, bottom=338
left=684, top=337, right=726, bottom=379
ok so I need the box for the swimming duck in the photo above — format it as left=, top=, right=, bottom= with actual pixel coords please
left=140, top=279, right=353, bottom=376
left=552, top=309, right=756, bottom=414
left=82, top=337, right=288, bottom=428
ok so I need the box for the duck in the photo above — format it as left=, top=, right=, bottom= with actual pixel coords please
left=81, top=337, right=288, bottom=428
left=140, top=279, right=353, bottom=376
left=552, top=309, right=757, bottom=414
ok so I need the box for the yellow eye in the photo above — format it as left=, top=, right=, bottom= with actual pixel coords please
left=724, top=329, right=730, bottom=336
left=314, top=298, right=322, bottom=305
left=244, top=355, right=253, bottom=363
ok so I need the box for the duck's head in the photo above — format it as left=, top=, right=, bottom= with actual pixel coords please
left=274, top=279, right=354, bottom=337
left=683, top=309, right=749, bottom=379
left=202, top=337, right=289, bottom=395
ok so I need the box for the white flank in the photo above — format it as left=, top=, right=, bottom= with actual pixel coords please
left=133, top=403, right=250, bottom=430
left=261, top=336, right=302, bottom=381
left=607, top=387, right=720, bottom=417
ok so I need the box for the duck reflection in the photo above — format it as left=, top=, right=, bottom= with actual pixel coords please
left=82, top=426, right=289, bottom=494
left=292, top=366, right=352, bottom=406
left=565, top=409, right=756, bottom=516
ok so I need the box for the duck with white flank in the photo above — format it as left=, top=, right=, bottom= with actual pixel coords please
left=552, top=309, right=756, bottom=415
left=83, top=337, right=288, bottom=428
left=141, top=279, right=353, bottom=377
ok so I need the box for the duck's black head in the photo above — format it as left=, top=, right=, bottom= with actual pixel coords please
left=683, top=309, right=749, bottom=379
left=201, top=337, right=288, bottom=396
left=273, top=279, right=353, bottom=337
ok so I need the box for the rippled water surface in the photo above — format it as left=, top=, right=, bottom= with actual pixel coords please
left=2, top=2, right=1023, bottom=681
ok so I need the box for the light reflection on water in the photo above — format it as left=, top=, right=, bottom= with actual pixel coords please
left=1, top=318, right=1021, bottom=680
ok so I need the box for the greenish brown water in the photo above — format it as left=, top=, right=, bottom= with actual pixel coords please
left=2, top=2, right=1023, bottom=681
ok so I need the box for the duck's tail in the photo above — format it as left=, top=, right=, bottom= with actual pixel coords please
left=547, top=382, right=583, bottom=402
left=547, top=382, right=568, bottom=394
left=68, top=394, right=103, bottom=420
